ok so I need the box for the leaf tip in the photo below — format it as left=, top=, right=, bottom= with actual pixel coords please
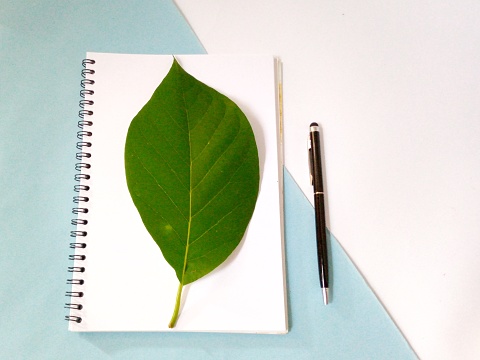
left=172, top=55, right=181, bottom=67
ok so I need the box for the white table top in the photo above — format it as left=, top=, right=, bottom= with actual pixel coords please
left=176, top=1, right=480, bottom=358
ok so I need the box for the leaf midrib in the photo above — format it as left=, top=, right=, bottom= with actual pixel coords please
left=180, top=87, right=193, bottom=287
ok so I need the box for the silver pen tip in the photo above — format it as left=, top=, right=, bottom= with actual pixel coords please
left=323, top=287, right=329, bottom=305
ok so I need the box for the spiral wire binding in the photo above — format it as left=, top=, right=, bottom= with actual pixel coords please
left=65, top=59, right=96, bottom=324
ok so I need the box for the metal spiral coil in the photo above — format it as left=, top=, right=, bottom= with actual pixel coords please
left=66, top=58, right=96, bottom=324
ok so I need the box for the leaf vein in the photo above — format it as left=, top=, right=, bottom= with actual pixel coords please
left=192, top=124, right=243, bottom=192
left=150, top=108, right=190, bottom=168
left=160, top=90, right=188, bottom=134
left=188, top=94, right=215, bottom=132
left=131, top=192, right=185, bottom=246
left=191, top=147, right=250, bottom=219
left=187, top=225, right=241, bottom=263
left=131, top=146, right=189, bottom=222
left=189, top=200, right=244, bottom=248
left=191, top=105, right=225, bottom=162
left=138, top=126, right=189, bottom=192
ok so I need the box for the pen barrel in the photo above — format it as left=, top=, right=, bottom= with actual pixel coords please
left=314, top=193, right=329, bottom=289
left=309, top=130, right=323, bottom=193
left=309, top=126, right=328, bottom=290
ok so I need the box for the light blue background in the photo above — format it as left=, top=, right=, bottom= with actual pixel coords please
left=0, top=1, right=415, bottom=358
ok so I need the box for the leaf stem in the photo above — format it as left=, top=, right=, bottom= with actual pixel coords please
left=168, top=282, right=184, bottom=328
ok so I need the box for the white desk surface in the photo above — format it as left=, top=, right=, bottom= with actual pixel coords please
left=175, top=1, right=480, bottom=359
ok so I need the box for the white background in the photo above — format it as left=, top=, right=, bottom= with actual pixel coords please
left=175, top=1, right=480, bottom=358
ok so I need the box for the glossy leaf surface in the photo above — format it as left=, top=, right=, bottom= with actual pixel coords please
left=125, top=59, right=259, bottom=289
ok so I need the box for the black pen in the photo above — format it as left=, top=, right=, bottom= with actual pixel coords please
left=308, top=122, right=329, bottom=305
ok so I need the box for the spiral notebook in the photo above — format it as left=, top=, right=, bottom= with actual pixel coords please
left=65, top=52, right=287, bottom=333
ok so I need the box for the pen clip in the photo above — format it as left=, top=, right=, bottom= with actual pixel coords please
left=308, top=141, right=313, bottom=186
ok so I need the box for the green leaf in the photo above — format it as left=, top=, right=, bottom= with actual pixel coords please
left=124, top=59, right=260, bottom=327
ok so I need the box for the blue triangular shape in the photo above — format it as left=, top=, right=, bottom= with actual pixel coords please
left=283, top=167, right=417, bottom=358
